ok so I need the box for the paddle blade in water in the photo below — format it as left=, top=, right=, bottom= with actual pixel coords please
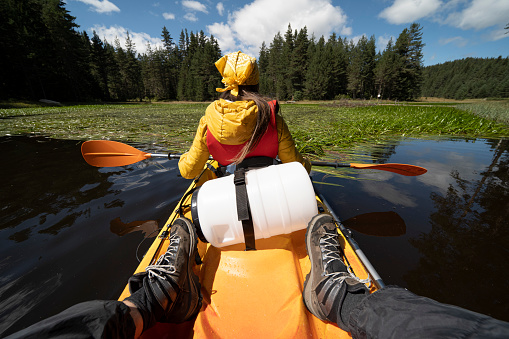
left=349, top=163, right=427, bottom=176
left=81, top=140, right=151, bottom=167
left=342, top=211, right=406, bottom=237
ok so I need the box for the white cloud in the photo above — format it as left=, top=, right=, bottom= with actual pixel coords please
left=217, top=2, right=224, bottom=16
left=90, top=25, right=163, bottom=55
left=439, top=36, right=468, bottom=47
left=207, top=0, right=351, bottom=57
left=379, top=0, right=509, bottom=37
left=446, top=0, right=509, bottom=30
left=379, top=0, right=442, bottom=25
left=350, top=34, right=367, bottom=46
left=163, top=12, right=175, bottom=20
left=377, top=34, right=395, bottom=51
left=485, top=27, right=509, bottom=41
left=359, top=172, right=418, bottom=207
left=182, top=0, right=208, bottom=13
left=76, top=0, right=120, bottom=14
left=184, top=12, right=198, bottom=21
left=208, top=22, right=237, bottom=51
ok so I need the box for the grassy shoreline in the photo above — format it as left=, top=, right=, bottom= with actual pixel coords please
left=1, top=101, right=507, bottom=157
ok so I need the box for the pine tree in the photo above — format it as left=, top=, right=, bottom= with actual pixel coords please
left=267, top=32, right=285, bottom=98
left=304, top=36, right=329, bottom=99
left=124, top=31, right=143, bottom=100
left=291, top=27, right=310, bottom=100
left=90, top=31, right=111, bottom=100
left=282, top=24, right=295, bottom=99
left=325, top=33, right=348, bottom=99
left=393, top=23, right=424, bottom=100
left=258, top=42, right=270, bottom=95
left=374, top=38, right=398, bottom=99
left=347, top=37, right=363, bottom=98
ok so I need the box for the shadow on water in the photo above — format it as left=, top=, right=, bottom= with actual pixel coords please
left=314, top=137, right=509, bottom=322
left=0, top=136, right=189, bottom=336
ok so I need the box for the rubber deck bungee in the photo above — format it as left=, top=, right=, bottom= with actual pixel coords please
left=118, top=161, right=379, bottom=338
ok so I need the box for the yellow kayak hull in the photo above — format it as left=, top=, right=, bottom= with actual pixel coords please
left=119, top=162, right=377, bottom=338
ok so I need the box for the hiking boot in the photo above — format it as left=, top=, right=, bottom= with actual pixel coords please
left=126, top=217, right=202, bottom=329
left=303, top=214, right=368, bottom=329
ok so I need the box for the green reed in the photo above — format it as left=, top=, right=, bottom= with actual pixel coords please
left=1, top=102, right=507, bottom=156
left=457, top=101, right=509, bottom=125
left=281, top=104, right=508, bottom=155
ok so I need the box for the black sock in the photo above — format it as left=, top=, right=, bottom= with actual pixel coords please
left=323, top=282, right=367, bottom=331
left=338, top=289, right=367, bottom=328
left=125, top=277, right=166, bottom=332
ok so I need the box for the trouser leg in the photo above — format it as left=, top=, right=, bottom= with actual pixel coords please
left=5, top=300, right=136, bottom=339
left=347, top=286, right=509, bottom=339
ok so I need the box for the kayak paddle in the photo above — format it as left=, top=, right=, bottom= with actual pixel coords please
left=81, top=140, right=177, bottom=167
left=311, top=161, right=427, bottom=176
left=81, top=140, right=427, bottom=176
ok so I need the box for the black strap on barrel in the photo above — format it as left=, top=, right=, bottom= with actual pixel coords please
left=234, top=168, right=256, bottom=251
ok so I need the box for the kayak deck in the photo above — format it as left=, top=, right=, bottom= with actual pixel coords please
left=118, top=163, right=377, bottom=338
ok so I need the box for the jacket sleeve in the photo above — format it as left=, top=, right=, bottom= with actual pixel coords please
left=276, top=116, right=311, bottom=173
left=178, top=116, right=210, bottom=179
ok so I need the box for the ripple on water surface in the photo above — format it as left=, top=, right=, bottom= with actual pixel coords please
left=1, top=136, right=508, bottom=336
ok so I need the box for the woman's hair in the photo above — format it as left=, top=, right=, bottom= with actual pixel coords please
left=219, top=85, right=273, bottom=165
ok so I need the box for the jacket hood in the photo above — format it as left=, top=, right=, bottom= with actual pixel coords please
left=205, top=99, right=257, bottom=145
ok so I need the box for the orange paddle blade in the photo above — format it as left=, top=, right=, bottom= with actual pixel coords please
left=81, top=140, right=152, bottom=167
left=349, top=163, right=427, bottom=176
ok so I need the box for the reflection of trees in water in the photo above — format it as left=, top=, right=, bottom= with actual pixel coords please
left=1, top=136, right=124, bottom=241
left=405, top=139, right=509, bottom=321
left=367, top=141, right=399, bottom=164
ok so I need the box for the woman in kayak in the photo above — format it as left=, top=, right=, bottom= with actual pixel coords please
left=178, top=51, right=311, bottom=179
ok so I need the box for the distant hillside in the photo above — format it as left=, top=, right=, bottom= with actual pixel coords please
left=421, top=57, right=509, bottom=100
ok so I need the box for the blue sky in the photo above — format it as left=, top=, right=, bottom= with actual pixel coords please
left=64, top=0, right=509, bottom=66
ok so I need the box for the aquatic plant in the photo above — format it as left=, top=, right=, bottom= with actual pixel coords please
left=457, top=101, right=509, bottom=125
left=1, top=103, right=507, bottom=156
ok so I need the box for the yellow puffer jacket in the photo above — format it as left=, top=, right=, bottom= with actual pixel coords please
left=178, top=99, right=311, bottom=179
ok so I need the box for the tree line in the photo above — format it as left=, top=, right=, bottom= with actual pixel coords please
left=0, top=0, right=221, bottom=102
left=258, top=23, right=424, bottom=101
left=1, top=0, right=506, bottom=103
left=421, top=57, right=509, bottom=100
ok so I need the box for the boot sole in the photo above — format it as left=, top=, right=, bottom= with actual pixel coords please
left=303, top=213, right=335, bottom=321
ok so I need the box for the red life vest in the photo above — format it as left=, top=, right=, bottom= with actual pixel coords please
left=206, top=100, right=279, bottom=166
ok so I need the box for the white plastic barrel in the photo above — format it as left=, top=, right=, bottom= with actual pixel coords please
left=193, top=162, right=317, bottom=248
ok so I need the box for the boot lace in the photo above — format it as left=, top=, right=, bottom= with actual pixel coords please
left=146, top=233, right=180, bottom=280
left=321, top=227, right=371, bottom=286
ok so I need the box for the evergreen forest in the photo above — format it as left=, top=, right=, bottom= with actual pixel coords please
left=421, top=57, right=509, bottom=100
left=1, top=0, right=508, bottom=103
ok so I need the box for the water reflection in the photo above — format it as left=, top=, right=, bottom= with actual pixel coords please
left=110, top=218, right=159, bottom=238
left=1, top=137, right=119, bottom=235
left=405, top=139, right=509, bottom=320
left=342, top=211, right=406, bottom=237
left=314, top=137, right=509, bottom=322
left=1, top=135, right=508, bottom=335
left=0, top=136, right=189, bottom=336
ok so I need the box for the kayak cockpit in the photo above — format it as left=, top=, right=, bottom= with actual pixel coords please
left=119, top=163, right=377, bottom=338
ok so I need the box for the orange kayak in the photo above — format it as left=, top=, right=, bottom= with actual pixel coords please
left=118, top=161, right=382, bottom=338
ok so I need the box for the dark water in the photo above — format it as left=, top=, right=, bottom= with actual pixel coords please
left=0, top=136, right=508, bottom=335
left=313, top=137, right=509, bottom=322
left=0, top=136, right=190, bottom=336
